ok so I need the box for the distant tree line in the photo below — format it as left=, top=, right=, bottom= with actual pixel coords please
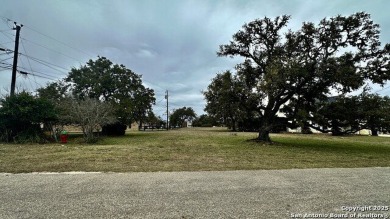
left=192, top=114, right=220, bottom=127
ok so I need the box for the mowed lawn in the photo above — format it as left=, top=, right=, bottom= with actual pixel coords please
left=1, top=128, right=390, bottom=173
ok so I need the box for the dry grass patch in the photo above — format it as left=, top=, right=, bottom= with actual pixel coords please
left=1, top=128, right=390, bottom=173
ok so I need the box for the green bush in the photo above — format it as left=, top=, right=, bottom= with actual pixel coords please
left=0, top=92, right=57, bottom=143
left=13, top=124, right=45, bottom=143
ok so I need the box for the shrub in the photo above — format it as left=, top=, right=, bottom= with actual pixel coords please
left=0, top=92, right=57, bottom=143
left=60, top=98, right=117, bottom=142
left=102, top=122, right=127, bottom=136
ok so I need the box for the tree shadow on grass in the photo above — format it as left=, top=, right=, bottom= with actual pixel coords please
left=273, top=138, right=390, bottom=155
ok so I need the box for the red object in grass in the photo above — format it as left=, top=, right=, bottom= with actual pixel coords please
left=60, top=134, right=68, bottom=143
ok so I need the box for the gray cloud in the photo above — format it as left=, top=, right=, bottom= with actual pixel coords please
left=1, top=0, right=389, bottom=117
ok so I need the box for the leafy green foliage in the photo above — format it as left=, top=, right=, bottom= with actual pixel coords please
left=36, top=57, right=156, bottom=139
left=192, top=114, right=220, bottom=127
left=36, top=80, right=69, bottom=102
left=65, top=57, right=155, bottom=125
left=0, top=92, right=57, bottom=143
left=203, top=71, right=241, bottom=130
left=356, top=92, right=390, bottom=135
left=310, top=96, right=362, bottom=135
left=215, top=12, right=390, bottom=141
left=144, top=111, right=166, bottom=129
left=290, top=92, right=390, bottom=136
left=169, top=107, right=196, bottom=128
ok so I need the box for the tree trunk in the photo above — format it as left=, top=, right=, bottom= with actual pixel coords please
left=257, top=128, right=271, bottom=142
left=301, top=122, right=313, bottom=134
left=231, top=118, right=236, bottom=132
left=371, top=128, right=378, bottom=136
left=257, top=116, right=274, bottom=142
left=331, top=120, right=343, bottom=136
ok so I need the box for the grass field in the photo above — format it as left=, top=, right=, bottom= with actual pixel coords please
left=1, top=127, right=390, bottom=173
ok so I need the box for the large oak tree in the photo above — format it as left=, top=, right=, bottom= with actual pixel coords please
left=203, top=71, right=241, bottom=131
left=65, top=57, right=155, bottom=125
left=216, top=12, right=390, bottom=142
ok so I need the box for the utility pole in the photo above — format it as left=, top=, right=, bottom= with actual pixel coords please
left=11, top=23, right=22, bottom=96
left=165, top=90, right=169, bottom=130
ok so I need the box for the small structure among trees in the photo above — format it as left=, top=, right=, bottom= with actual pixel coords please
left=138, top=111, right=166, bottom=131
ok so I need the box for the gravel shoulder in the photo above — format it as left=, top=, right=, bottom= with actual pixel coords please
left=0, top=167, right=389, bottom=218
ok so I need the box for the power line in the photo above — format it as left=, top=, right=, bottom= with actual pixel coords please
left=0, top=61, right=12, bottom=65
left=19, top=38, right=63, bottom=83
left=0, top=17, right=14, bottom=29
left=0, top=63, right=12, bottom=70
left=25, top=26, right=94, bottom=57
left=0, top=56, right=13, bottom=62
left=0, top=16, right=91, bottom=90
left=31, top=74, right=44, bottom=89
left=1, top=16, right=94, bottom=58
left=0, top=30, right=15, bottom=40
left=17, top=71, right=35, bottom=91
left=1, top=55, right=64, bottom=82
left=20, top=38, right=34, bottom=75
left=21, top=37, right=83, bottom=63
left=1, top=19, right=60, bottom=93
left=3, top=47, right=70, bottom=77
left=19, top=70, right=57, bottom=80
left=0, top=47, right=13, bottom=53
left=156, top=98, right=165, bottom=104
left=20, top=53, right=70, bottom=74
left=16, top=65, right=58, bottom=79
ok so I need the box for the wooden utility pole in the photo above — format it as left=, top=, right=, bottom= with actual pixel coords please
left=165, top=90, right=169, bottom=130
left=11, top=23, right=22, bottom=96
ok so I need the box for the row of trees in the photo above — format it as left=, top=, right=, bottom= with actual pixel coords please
left=0, top=57, right=156, bottom=143
left=204, top=12, right=390, bottom=142
left=203, top=68, right=390, bottom=136
left=142, top=106, right=215, bottom=129
left=296, top=91, right=390, bottom=136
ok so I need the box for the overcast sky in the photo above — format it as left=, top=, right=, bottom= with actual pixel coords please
left=1, top=0, right=389, bottom=117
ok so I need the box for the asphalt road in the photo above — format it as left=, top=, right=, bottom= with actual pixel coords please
left=0, top=168, right=389, bottom=219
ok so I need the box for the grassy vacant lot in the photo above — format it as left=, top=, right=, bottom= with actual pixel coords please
left=1, top=128, right=390, bottom=173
